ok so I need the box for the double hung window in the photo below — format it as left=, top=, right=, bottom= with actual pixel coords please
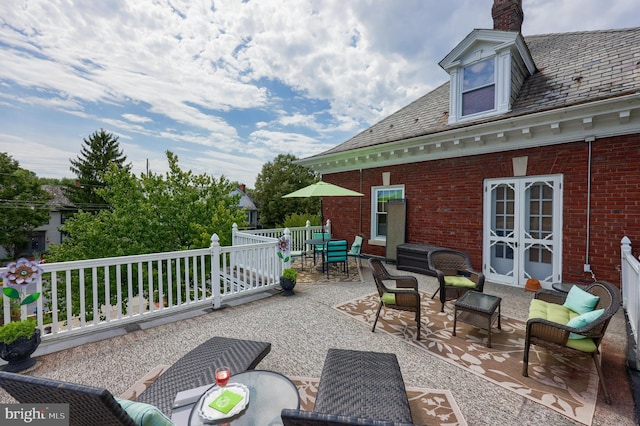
left=371, top=186, right=404, bottom=240
left=462, top=58, right=495, bottom=116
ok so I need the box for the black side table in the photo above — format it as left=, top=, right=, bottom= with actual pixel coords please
left=551, top=282, right=586, bottom=294
left=453, top=291, right=501, bottom=348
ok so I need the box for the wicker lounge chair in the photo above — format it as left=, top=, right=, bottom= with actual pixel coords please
left=428, top=248, right=485, bottom=312
left=369, top=258, right=421, bottom=340
left=522, top=280, right=621, bottom=404
left=0, top=371, right=138, bottom=426
left=135, top=336, right=271, bottom=415
left=281, top=348, right=416, bottom=425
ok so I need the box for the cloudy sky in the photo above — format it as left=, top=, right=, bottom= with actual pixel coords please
left=1, top=0, right=637, bottom=186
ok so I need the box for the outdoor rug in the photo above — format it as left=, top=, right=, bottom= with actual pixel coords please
left=290, top=376, right=467, bottom=426
left=291, top=257, right=363, bottom=284
left=334, top=292, right=599, bottom=425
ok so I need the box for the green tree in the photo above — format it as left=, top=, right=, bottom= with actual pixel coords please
left=67, top=129, right=130, bottom=211
left=48, top=150, right=246, bottom=261
left=253, top=154, right=319, bottom=227
left=0, top=153, right=52, bottom=258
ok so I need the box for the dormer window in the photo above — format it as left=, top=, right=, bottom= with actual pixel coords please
left=439, top=29, right=536, bottom=125
left=462, top=58, right=495, bottom=116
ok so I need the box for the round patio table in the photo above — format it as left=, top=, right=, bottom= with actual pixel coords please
left=188, top=370, right=300, bottom=425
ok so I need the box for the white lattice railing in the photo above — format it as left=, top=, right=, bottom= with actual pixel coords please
left=621, top=236, right=640, bottom=369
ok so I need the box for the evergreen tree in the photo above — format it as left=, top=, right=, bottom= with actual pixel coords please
left=67, top=129, right=130, bottom=210
left=0, top=153, right=52, bottom=258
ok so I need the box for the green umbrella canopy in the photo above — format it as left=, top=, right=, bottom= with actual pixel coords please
left=282, top=181, right=363, bottom=198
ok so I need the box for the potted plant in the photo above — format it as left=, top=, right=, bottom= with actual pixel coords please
left=0, top=258, right=43, bottom=372
left=280, top=268, right=297, bottom=296
left=277, top=235, right=297, bottom=296
left=0, top=319, right=40, bottom=372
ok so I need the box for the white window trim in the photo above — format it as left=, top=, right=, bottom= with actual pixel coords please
left=448, top=50, right=512, bottom=124
left=370, top=184, right=405, bottom=244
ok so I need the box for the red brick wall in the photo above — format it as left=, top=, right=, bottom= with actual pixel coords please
left=323, top=134, right=640, bottom=286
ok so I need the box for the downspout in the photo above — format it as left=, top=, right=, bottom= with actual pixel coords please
left=359, top=169, right=363, bottom=235
left=584, top=136, right=595, bottom=280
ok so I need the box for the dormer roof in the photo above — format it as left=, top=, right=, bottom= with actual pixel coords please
left=438, top=29, right=535, bottom=75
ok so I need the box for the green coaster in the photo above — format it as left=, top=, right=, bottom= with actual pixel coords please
left=209, top=389, right=244, bottom=414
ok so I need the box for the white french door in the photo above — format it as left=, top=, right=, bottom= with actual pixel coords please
left=483, top=175, right=563, bottom=287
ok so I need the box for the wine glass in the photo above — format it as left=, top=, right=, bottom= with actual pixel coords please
left=215, top=366, right=231, bottom=388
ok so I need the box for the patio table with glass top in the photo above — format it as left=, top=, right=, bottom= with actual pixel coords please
left=453, top=290, right=502, bottom=348
left=171, top=370, right=300, bottom=425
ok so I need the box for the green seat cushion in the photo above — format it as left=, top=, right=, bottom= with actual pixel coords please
left=566, top=308, right=605, bottom=339
left=528, top=299, right=597, bottom=353
left=381, top=292, right=396, bottom=305
left=529, top=299, right=577, bottom=324
left=115, top=397, right=174, bottom=426
left=444, top=276, right=476, bottom=288
left=566, top=337, right=597, bottom=352
left=563, top=285, right=600, bottom=315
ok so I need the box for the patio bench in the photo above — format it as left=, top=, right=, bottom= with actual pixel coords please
left=282, top=348, right=416, bottom=425
left=135, top=336, right=271, bottom=415
left=396, top=243, right=444, bottom=276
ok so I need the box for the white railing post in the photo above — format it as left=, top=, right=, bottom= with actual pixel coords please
left=621, top=236, right=632, bottom=307
left=621, top=236, right=640, bottom=369
left=231, top=223, right=238, bottom=270
left=232, top=223, right=238, bottom=246
left=326, top=219, right=331, bottom=236
left=211, top=233, right=222, bottom=309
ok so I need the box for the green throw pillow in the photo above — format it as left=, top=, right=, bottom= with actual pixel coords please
left=444, top=276, right=476, bottom=288
left=567, top=308, right=604, bottom=339
left=562, top=285, right=599, bottom=315
left=115, top=397, right=174, bottom=426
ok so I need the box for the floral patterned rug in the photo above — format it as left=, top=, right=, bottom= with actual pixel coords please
left=290, top=376, right=467, bottom=426
left=290, top=257, right=363, bottom=284
left=335, top=292, right=598, bottom=425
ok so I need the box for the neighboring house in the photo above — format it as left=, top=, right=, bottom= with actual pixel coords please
left=297, top=0, right=640, bottom=288
left=232, top=184, right=259, bottom=229
left=26, top=185, right=77, bottom=256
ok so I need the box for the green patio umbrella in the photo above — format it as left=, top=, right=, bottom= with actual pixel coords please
left=282, top=181, right=364, bottom=198
left=282, top=181, right=363, bottom=237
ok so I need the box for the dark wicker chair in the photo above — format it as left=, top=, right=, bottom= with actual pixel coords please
left=0, top=371, right=137, bottom=426
left=368, top=258, right=421, bottom=340
left=522, top=280, right=621, bottom=404
left=427, top=248, right=485, bottom=312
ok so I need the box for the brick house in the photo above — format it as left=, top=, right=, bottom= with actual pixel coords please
left=297, top=0, right=640, bottom=288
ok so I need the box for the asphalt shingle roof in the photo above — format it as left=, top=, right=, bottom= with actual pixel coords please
left=317, top=27, right=640, bottom=157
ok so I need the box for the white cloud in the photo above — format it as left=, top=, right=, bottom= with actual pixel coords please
left=0, top=0, right=635, bottom=186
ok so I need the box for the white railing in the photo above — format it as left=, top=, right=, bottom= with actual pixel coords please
left=0, top=231, right=281, bottom=343
left=621, top=236, right=640, bottom=368
left=239, top=220, right=331, bottom=255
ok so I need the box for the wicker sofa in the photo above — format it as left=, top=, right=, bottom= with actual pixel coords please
left=281, top=349, right=417, bottom=425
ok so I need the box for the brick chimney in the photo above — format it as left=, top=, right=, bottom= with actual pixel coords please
left=492, top=0, right=524, bottom=32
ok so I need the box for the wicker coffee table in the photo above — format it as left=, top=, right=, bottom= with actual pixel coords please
left=453, top=291, right=501, bottom=348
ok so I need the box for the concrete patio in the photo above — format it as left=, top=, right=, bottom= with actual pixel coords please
left=0, top=262, right=636, bottom=425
